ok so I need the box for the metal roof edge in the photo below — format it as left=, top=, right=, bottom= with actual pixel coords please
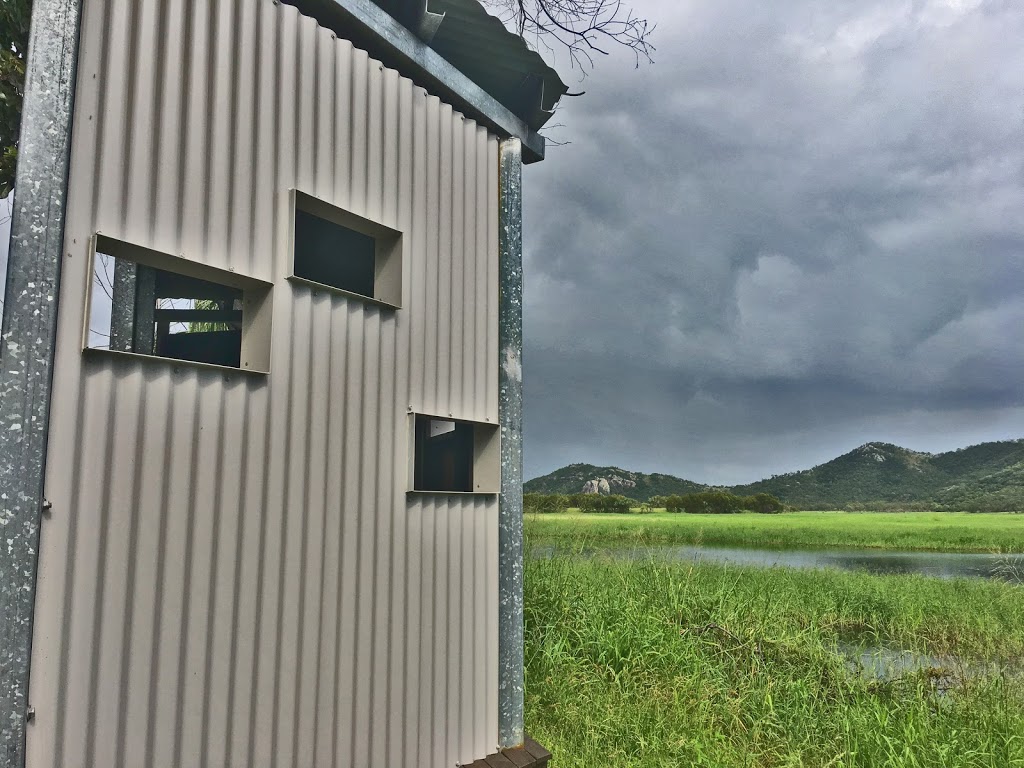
left=287, top=0, right=548, bottom=162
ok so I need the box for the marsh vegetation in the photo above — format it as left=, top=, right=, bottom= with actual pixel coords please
left=524, top=514, right=1024, bottom=767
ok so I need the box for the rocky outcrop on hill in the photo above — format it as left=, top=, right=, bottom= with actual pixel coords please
left=525, top=463, right=707, bottom=501
left=582, top=475, right=637, bottom=495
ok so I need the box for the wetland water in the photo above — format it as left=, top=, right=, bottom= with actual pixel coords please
left=532, top=543, right=1024, bottom=681
left=533, top=544, right=1024, bottom=583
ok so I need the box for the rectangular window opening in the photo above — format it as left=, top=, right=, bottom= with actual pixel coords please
left=86, top=235, right=273, bottom=373
left=410, top=414, right=499, bottom=494
left=290, top=190, right=403, bottom=308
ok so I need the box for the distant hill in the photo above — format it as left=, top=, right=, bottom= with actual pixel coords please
left=735, top=441, right=1024, bottom=510
left=524, top=463, right=707, bottom=499
left=526, top=440, right=1024, bottom=511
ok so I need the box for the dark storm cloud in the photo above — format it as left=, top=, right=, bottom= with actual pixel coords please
left=522, top=0, right=1024, bottom=483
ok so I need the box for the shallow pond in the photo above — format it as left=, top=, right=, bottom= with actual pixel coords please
left=532, top=543, right=1024, bottom=583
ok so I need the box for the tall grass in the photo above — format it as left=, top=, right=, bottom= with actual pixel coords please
left=526, top=511, right=1024, bottom=553
left=524, top=550, right=1024, bottom=767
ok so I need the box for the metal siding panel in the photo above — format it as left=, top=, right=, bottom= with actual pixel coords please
left=67, top=365, right=115, bottom=764
left=437, top=104, right=454, bottom=417
left=432, top=499, right=449, bottom=768
left=205, top=378, right=247, bottom=767
left=313, top=297, right=343, bottom=767
left=448, top=501, right=464, bottom=761
left=180, top=378, right=223, bottom=768
left=417, top=497, right=436, bottom=762
left=228, top=0, right=257, bottom=273
left=422, top=95, right=441, bottom=417
left=338, top=302, right=363, bottom=767
left=178, top=0, right=211, bottom=261
left=460, top=500, right=475, bottom=756
left=152, top=0, right=186, bottom=249
left=333, top=40, right=353, bottom=209
left=207, top=0, right=236, bottom=267
left=403, top=496, right=423, bottom=765
left=461, top=122, right=477, bottom=421
left=96, top=0, right=129, bottom=230
left=159, top=376, right=201, bottom=767
left=121, top=370, right=172, bottom=766
left=28, top=0, right=501, bottom=765
left=450, top=118, right=466, bottom=421
left=93, top=367, right=144, bottom=767
left=281, top=289, right=314, bottom=768
left=388, top=75, right=414, bottom=768
left=487, top=496, right=501, bottom=747
left=487, top=136, right=500, bottom=423
left=125, top=0, right=158, bottom=230
left=301, top=293, right=330, bottom=766
left=354, top=309, right=382, bottom=766
left=227, top=383, right=264, bottom=766
left=408, top=89, right=427, bottom=419
left=474, top=495, right=490, bottom=758
left=475, top=130, right=491, bottom=424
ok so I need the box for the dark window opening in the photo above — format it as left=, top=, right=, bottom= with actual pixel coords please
left=290, top=191, right=403, bottom=308
left=414, top=415, right=475, bottom=492
left=294, top=208, right=376, bottom=298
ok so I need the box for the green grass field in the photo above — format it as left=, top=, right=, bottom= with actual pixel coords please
left=526, top=510, right=1024, bottom=553
left=525, top=554, right=1024, bottom=767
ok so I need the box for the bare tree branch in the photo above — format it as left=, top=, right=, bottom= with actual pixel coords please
left=93, top=252, right=114, bottom=301
left=482, top=0, right=654, bottom=72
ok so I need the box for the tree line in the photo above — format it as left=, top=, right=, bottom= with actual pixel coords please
left=524, top=491, right=785, bottom=515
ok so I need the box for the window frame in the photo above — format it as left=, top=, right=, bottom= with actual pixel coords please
left=406, top=412, right=500, bottom=496
left=82, top=234, right=274, bottom=375
left=288, top=189, right=404, bottom=309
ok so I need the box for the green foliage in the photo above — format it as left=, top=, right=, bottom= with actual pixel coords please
left=187, top=299, right=234, bottom=333
left=565, top=492, right=593, bottom=508
left=577, top=494, right=636, bottom=514
left=658, top=491, right=783, bottom=514
left=0, top=0, right=31, bottom=196
left=743, top=492, right=785, bottom=514
left=528, top=490, right=782, bottom=516
left=524, top=493, right=569, bottom=514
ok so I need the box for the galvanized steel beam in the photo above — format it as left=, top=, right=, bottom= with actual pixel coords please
left=497, top=137, right=525, bottom=749
left=109, top=259, right=138, bottom=352
left=0, top=1, right=83, bottom=766
left=289, top=0, right=547, bottom=162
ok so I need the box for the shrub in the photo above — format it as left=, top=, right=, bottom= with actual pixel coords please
left=743, top=493, right=785, bottom=514
left=578, top=494, right=636, bottom=514
left=524, top=493, right=569, bottom=513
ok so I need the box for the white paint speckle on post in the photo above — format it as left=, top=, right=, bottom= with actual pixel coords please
left=502, top=346, right=522, bottom=383
left=497, top=137, right=525, bottom=750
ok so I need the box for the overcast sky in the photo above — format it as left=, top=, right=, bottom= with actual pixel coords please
left=521, top=0, right=1024, bottom=484
left=3, top=0, right=1023, bottom=486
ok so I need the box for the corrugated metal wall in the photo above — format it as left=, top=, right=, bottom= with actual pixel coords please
left=26, top=1, right=500, bottom=766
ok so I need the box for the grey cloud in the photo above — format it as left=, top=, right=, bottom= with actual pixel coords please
left=522, top=0, right=1024, bottom=483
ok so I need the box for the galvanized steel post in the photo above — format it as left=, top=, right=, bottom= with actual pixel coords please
left=0, top=1, right=83, bottom=766
left=497, top=137, right=525, bottom=749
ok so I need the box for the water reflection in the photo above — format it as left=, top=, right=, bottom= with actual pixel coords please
left=531, top=544, right=1024, bottom=583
